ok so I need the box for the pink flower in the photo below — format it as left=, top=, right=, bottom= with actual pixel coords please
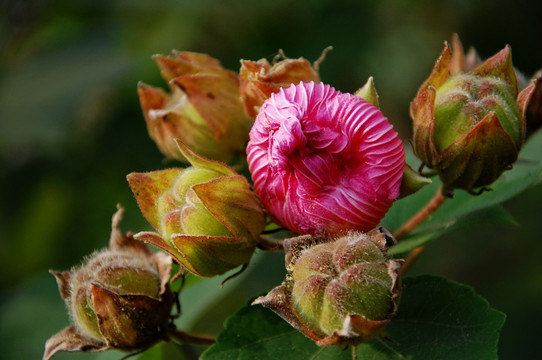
left=247, top=82, right=405, bottom=236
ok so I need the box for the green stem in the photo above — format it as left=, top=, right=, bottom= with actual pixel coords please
left=168, top=327, right=216, bottom=346
left=399, top=245, right=427, bottom=276
left=257, top=236, right=285, bottom=252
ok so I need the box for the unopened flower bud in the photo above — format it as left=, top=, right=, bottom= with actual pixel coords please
left=247, top=81, right=405, bottom=236
left=138, top=51, right=252, bottom=164
left=411, top=37, right=533, bottom=194
left=44, top=206, right=174, bottom=360
left=239, top=48, right=331, bottom=118
left=253, top=227, right=402, bottom=346
left=128, top=141, right=266, bottom=277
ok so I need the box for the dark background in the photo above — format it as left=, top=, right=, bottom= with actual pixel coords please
left=1, top=1, right=541, bottom=359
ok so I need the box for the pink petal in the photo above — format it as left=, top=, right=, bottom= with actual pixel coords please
left=247, top=82, right=405, bottom=236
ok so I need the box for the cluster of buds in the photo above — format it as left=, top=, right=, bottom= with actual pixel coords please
left=46, top=37, right=541, bottom=355
left=254, top=228, right=402, bottom=345
left=128, top=141, right=266, bottom=277
left=44, top=206, right=174, bottom=360
left=411, top=35, right=539, bottom=194
left=138, top=51, right=252, bottom=164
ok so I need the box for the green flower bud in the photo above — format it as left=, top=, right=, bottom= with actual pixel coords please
left=127, top=141, right=266, bottom=277
left=253, top=228, right=402, bottom=346
left=138, top=51, right=252, bottom=165
left=411, top=36, right=534, bottom=194
left=44, top=206, right=174, bottom=360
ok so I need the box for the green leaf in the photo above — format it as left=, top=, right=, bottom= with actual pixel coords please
left=384, top=129, right=542, bottom=254
left=357, top=275, right=506, bottom=360
left=200, top=300, right=349, bottom=360
left=202, top=276, right=505, bottom=360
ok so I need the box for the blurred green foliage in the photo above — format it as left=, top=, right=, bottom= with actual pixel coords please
left=0, top=0, right=540, bottom=359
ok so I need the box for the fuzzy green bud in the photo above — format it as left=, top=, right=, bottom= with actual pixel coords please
left=411, top=38, right=533, bottom=194
left=253, top=228, right=402, bottom=346
left=44, top=206, right=174, bottom=360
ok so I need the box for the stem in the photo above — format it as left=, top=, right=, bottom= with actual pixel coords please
left=257, top=236, right=284, bottom=252
left=394, top=185, right=447, bottom=275
left=168, top=327, right=216, bottom=346
left=399, top=245, right=426, bottom=276
left=393, top=185, right=447, bottom=240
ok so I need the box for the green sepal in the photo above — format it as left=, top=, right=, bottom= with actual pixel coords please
left=175, top=139, right=235, bottom=176
left=411, top=86, right=439, bottom=166
left=171, top=234, right=255, bottom=277
left=192, top=175, right=266, bottom=242
left=436, top=111, right=519, bottom=192
left=471, top=45, right=518, bottom=97
left=127, top=168, right=182, bottom=231
left=354, top=76, right=380, bottom=108
left=398, top=163, right=432, bottom=199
